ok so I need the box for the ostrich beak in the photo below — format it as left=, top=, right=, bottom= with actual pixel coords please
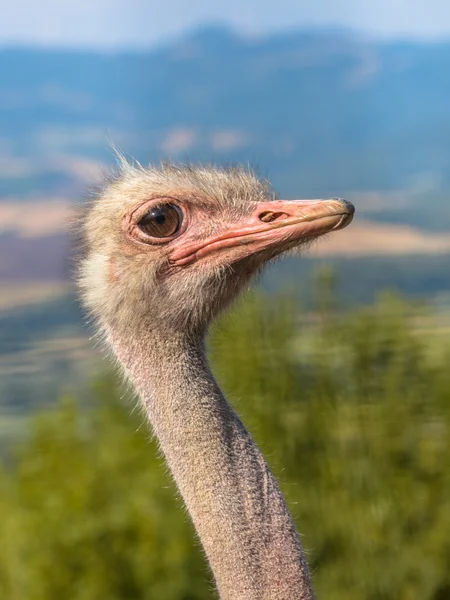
left=170, top=198, right=355, bottom=266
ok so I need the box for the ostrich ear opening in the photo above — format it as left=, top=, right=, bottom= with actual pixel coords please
left=170, top=198, right=355, bottom=266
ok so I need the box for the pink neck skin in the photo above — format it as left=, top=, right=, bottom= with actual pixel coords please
left=108, top=327, right=315, bottom=600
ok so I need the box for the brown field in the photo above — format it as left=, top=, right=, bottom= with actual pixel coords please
left=0, top=200, right=74, bottom=237
left=312, top=220, right=450, bottom=257
left=1, top=200, right=449, bottom=255
left=0, top=281, right=70, bottom=309
left=1, top=200, right=450, bottom=289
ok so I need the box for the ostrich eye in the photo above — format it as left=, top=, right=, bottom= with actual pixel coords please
left=138, top=204, right=182, bottom=238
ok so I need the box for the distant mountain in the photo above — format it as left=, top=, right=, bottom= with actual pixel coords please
left=3, top=27, right=450, bottom=418
left=1, top=25, right=450, bottom=211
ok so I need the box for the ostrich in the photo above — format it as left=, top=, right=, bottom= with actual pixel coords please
left=78, top=161, right=354, bottom=600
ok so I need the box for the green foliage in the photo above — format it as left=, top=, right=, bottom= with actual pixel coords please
left=1, top=287, right=450, bottom=599
left=0, top=382, right=211, bottom=600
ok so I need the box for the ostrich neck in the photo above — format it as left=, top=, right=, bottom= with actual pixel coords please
left=109, top=326, right=314, bottom=600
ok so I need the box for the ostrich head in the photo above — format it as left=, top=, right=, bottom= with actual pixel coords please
left=79, top=162, right=354, bottom=336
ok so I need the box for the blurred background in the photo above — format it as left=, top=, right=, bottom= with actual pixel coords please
left=1, top=1, right=450, bottom=598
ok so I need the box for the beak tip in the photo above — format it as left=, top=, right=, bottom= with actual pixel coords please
left=331, top=198, right=355, bottom=216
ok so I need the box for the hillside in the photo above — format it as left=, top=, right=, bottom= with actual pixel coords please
left=1, top=26, right=450, bottom=201
left=1, top=26, right=449, bottom=292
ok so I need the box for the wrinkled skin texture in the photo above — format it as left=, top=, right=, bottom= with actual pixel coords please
left=78, top=161, right=354, bottom=599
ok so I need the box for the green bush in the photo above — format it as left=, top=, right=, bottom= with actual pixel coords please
left=1, top=286, right=449, bottom=599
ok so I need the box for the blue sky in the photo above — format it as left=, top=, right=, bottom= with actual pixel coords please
left=2, top=0, right=450, bottom=48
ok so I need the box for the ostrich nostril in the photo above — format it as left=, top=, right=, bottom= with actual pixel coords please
left=259, top=211, right=288, bottom=223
